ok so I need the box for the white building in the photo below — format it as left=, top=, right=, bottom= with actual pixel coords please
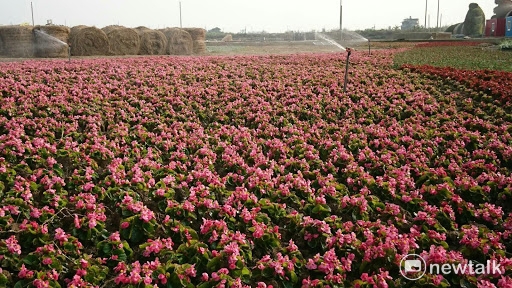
left=402, top=17, right=419, bottom=30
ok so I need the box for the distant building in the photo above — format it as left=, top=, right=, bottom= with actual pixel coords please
left=401, top=17, right=419, bottom=30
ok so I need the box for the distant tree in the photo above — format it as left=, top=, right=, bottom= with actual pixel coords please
left=208, top=27, right=222, bottom=33
left=463, top=3, right=486, bottom=37
left=206, top=27, right=226, bottom=41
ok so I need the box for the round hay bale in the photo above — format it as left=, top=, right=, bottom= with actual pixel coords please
left=102, top=26, right=140, bottom=55
left=135, top=27, right=167, bottom=55
left=0, top=25, right=35, bottom=58
left=182, top=28, right=206, bottom=41
left=69, top=26, right=109, bottom=56
left=102, top=25, right=124, bottom=34
left=222, top=34, right=233, bottom=42
left=159, top=28, right=193, bottom=55
left=192, top=40, right=207, bottom=54
left=34, top=25, right=70, bottom=58
left=70, top=25, right=87, bottom=35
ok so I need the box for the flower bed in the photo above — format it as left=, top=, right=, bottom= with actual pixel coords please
left=401, top=64, right=512, bottom=111
left=0, top=51, right=512, bottom=287
left=414, top=41, right=483, bottom=48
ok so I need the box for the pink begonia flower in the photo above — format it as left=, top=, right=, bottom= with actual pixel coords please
left=5, top=235, right=21, bottom=255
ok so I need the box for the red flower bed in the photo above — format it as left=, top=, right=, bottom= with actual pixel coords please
left=0, top=51, right=511, bottom=287
left=402, top=64, right=512, bottom=110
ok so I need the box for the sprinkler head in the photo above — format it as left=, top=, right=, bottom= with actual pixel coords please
left=345, top=47, right=352, bottom=55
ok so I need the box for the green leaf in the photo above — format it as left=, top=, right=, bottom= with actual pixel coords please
left=197, top=282, right=215, bottom=288
left=53, top=163, right=64, bottom=177
left=29, top=181, right=38, bottom=192
left=128, top=224, right=144, bottom=243
left=101, top=243, right=112, bottom=255
left=22, top=254, right=39, bottom=266
left=14, top=280, right=30, bottom=288
left=0, top=272, right=8, bottom=286
left=290, top=271, right=298, bottom=283
left=207, top=256, right=222, bottom=271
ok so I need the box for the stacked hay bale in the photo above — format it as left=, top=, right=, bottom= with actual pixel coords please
left=0, top=25, right=35, bottom=58
left=34, top=25, right=70, bottom=58
left=102, top=25, right=140, bottom=55
left=135, top=27, right=167, bottom=55
left=69, top=26, right=109, bottom=56
left=159, top=27, right=193, bottom=55
left=183, top=28, right=206, bottom=54
left=222, top=34, right=233, bottom=42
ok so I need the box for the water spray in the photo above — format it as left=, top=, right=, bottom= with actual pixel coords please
left=343, top=47, right=352, bottom=93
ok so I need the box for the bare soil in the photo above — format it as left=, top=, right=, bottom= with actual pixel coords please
left=0, top=41, right=416, bottom=62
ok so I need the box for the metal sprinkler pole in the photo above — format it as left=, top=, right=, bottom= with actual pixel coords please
left=368, top=39, right=371, bottom=55
left=343, top=48, right=352, bottom=93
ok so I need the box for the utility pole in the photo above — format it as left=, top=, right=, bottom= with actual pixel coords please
left=31, top=2, right=35, bottom=26
left=340, top=0, right=343, bottom=41
left=179, top=1, right=182, bottom=28
left=425, top=0, right=427, bottom=28
left=436, top=0, right=440, bottom=29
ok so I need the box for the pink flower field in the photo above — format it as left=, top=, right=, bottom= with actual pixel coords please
left=0, top=50, right=512, bottom=287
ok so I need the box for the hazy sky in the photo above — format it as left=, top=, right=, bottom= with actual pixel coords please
left=0, top=0, right=499, bottom=32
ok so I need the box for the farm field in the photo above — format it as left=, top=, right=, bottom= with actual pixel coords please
left=394, top=41, right=512, bottom=72
left=205, top=40, right=414, bottom=55
left=0, top=45, right=512, bottom=287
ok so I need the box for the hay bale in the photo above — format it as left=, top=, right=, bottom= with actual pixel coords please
left=159, top=28, right=193, bottom=55
left=135, top=27, right=167, bottom=55
left=192, top=40, right=207, bottom=54
left=69, top=26, right=109, bottom=56
left=70, top=25, right=87, bottom=36
left=182, top=28, right=206, bottom=40
left=222, top=34, right=233, bottom=42
left=34, top=25, right=70, bottom=58
left=37, top=25, right=70, bottom=43
left=182, top=28, right=206, bottom=55
left=102, top=26, right=140, bottom=55
left=0, top=25, right=35, bottom=58
left=102, top=25, right=124, bottom=34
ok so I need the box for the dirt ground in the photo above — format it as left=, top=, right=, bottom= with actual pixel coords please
left=205, top=40, right=415, bottom=55
left=0, top=41, right=417, bottom=62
